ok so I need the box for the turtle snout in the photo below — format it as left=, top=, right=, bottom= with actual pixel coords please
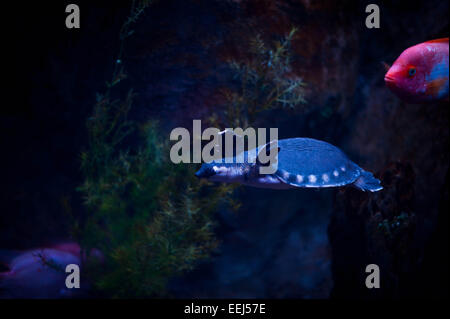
left=195, top=165, right=216, bottom=179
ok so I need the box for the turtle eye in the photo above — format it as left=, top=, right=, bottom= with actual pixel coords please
left=408, top=67, right=416, bottom=77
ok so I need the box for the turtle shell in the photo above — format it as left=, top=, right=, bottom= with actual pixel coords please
left=273, top=138, right=361, bottom=188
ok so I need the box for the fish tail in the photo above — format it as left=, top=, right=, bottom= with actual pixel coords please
left=354, top=170, right=383, bottom=192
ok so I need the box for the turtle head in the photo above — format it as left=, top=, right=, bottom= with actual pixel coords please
left=195, top=162, right=247, bottom=183
left=194, top=163, right=216, bottom=179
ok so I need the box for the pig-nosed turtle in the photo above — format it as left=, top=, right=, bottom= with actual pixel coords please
left=195, top=137, right=383, bottom=192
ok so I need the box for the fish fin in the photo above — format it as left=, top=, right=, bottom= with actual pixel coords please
left=425, top=38, right=449, bottom=44
left=353, top=171, right=383, bottom=192
left=381, top=61, right=390, bottom=72
left=425, top=77, right=448, bottom=97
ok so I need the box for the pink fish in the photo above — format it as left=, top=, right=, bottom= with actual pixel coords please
left=0, top=242, right=102, bottom=298
left=384, top=38, right=449, bottom=103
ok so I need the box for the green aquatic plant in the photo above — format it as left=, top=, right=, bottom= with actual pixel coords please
left=77, top=78, right=240, bottom=296
left=78, top=119, right=231, bottom=297
left=377, top=212, right=416, bottom=249
left=210, top=27, right=306, bottom=128
left=78, top=107, right=232, bottom=296
left=74, top=0, right=236, bottom=298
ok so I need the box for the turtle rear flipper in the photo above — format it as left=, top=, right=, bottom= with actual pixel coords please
left=353, top=171, right=383, bottom=192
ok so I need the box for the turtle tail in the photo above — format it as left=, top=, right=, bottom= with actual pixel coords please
left=353, top=170, right=383, bottom=192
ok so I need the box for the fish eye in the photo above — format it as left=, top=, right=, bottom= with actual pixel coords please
left=408, top=67, right=416, bottom=77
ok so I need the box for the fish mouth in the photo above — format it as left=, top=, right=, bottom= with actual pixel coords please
left=384, top=75, right=398, bottom=90
left=384, top=75, right=396, bottom=84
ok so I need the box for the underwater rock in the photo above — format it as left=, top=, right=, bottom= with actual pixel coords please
left=169, top=187, right=333, bottom=298
left=0, top=242, right=102, bottom=299
left=329, top=162, right=422, bottom=298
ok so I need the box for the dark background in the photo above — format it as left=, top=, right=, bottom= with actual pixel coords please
left=1, top=0, right=448, bottom=298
